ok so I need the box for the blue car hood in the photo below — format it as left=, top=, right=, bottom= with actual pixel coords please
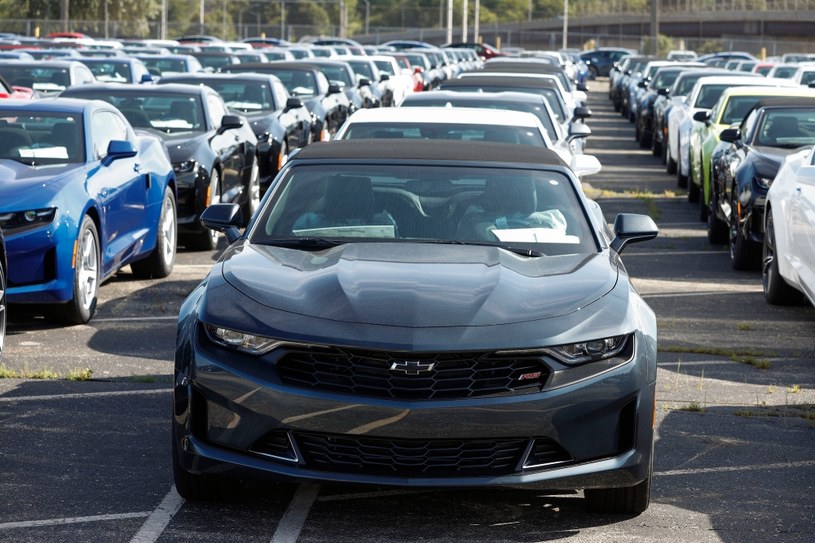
left=0, top=160, right=79, bottom=207
left=219, top=242, right=618, bottom=327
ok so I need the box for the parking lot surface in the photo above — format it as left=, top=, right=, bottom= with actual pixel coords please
left=1, top=80, right=814, bottom=543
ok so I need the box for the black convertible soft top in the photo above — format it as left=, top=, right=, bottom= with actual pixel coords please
left=291, top=139, right=567, bottom=167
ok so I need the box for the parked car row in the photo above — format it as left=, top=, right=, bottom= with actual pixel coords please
left=611, top=53, right=815, bottom=308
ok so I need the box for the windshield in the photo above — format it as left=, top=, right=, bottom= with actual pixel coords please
left=755, top=108, right=815, bottom=147
left=0, top=66, right=70, bottom=93
left=251, top=164, right=596, bottom=256
left=651, top=69, right=680, bottom=90
left=266, top=69, right=317, bottom=98
left=197, top=80, right=273, bottom=112
left=694, top=84, right=730, bottom=109
left=85, top=61, right=131, bottom=83
left=374, top=60, right=396, bottom=76
left=721, top=96, right=764, bottom=125
left=0, top=111, right=84, bottom=164
left=64, top=91, right=205, bottom=133
left=341, top=122, right=547, bottom=146
left=440, top=84, right=566, bottom=122
left=348, top=61, right=375, bottom=81
left=318, top=65, right=353, bottom=88
left=140, top=58, right=187, bottom=76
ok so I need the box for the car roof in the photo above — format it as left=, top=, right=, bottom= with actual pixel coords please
left=749, top=96, right=815, bottom=110
left=0, top=59, right=80, bottom=68
left=441, top=75, right=558, bottom=89
left=291, top=139, right=567, bottom=166
left=719, top=85, right=815, bottom=98
left=158, top=72, right=280, bottom=83
left=0, top=96, right=98, bottom=113
left=343, top=107, right=544, bottom=127
left=62, top=82, right=208, bottom=95
left=693, top=75, right=777, bottom=87
left=404, top=90, right=547, bottom=105
left=230, top=61, right=319, bottom=72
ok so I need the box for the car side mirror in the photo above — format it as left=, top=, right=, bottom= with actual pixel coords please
left=102, top=140, right=137, bottom=166
left=657, top=88, right=669, bottom=97
left=139, top=73, right=154, bottom=84
left=379, top=73, right=390, bottom=82
left=572, top=106, right=592, bottom=121
left=719, top=127, right=742, bottom=143
left=327, top=83, right=342, bottom=95
left=571, top=154, right=602, bottom=177
left=200, top=203, right=244, bottom=244
left=576, top=82, right=588, bottom=92
left=568, top=123, right=592, bottom=142
left=610, top=213, right=659, bottom=254
left=217, top=114, right=243, bottom=134
left=692, top=110, right=710, bottom=123
left=637, top=80, right=647, bottom=88
left=358, top=77, right=371, bottom=88
left=284, top=97, right=303, bottom=111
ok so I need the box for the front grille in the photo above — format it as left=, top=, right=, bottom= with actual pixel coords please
left=276, top=347, right=549, bottom=400
left=295, top=432, right=529, bottom=476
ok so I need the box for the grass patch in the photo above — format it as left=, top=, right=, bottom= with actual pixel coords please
left=67, top=368, right=93, bottom=381
left=736, top=322, right=753, bottom=331
left=660, top=345, right=772, bottom=370
left=0, top=364, right=90, bottom=380
left=129, top=375, right=165, bottom=384
left=734, top=404, right=815, bottom=425
left=679, top=402, right=704, bottom=412
left=788, top=384, right=801, bottom=394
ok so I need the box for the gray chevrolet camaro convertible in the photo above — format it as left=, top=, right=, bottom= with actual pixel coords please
left=173, top=139, right=659, bottom=514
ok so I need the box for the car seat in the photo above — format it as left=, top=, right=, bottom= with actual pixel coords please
left=0, top=127, right=32, bottom=155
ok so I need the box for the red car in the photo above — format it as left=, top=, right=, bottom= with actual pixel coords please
left=0, top=74, right=33, bottom=99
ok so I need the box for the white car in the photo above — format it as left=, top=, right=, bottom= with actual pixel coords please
left=367, top=55, right=415, bottom=106
left=460, top=70, right=584, bottom=114
left=667, top=74, right=791, bottom=185
left=763, top=145, right=815, bottom=306
left=791, top=65, right=815, bottom=87
left=334, top=107, right=601, bottom=178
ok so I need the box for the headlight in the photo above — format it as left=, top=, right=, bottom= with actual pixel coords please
left=204, top=324, right=282, bottom=355
left=173, top=160, right=197, bottom=173
left=755, top=176, right=774, bottom=189
left=544, top=334, right=630, bottom=366
left=0, top=207, right=57, bottom=233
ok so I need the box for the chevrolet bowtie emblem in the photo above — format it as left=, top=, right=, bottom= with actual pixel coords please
left=389, top=360, right=436, bottom=375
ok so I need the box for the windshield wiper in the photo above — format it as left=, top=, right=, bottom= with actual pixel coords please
left=424, top=239, right=544, bottom=257
left=7, top=157, right=38, bottom=166
left=266, top=237, right=345, bottom=250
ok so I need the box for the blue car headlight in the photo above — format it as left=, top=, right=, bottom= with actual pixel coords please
left=0, top=207, right=57, bottom=234
left=755, top=175, right=774, bottom=189
left=544, top=334, right=630, bottom=365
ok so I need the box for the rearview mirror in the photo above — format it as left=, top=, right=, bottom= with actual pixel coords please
left=719, top=127, right=741, bottom=143
left=327, top=83, right=342, bottom=95
left=571, top=154, right=602, bottom=178
left=200, top=203, right=244, bottom=244
left=217, top=114, right=244, bottom=134
left=102, top=140, right=137, bottom=166
left=284, top=97, right=303, bottom=111
left=572, top=106, right=592, bottom=121
left=610, top=213, right=659, bottom=253
left=568, top=123, right=592, bottom=142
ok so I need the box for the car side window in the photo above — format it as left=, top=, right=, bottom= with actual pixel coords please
left=741, top=110, right=759, bottom=140
left=272, top=81, right=290, bottom=109
left=75, top=65, right=96, bottom=85
left=91, top=110, right=129, bottom=159
left=206, top=93, right=227, bottom=128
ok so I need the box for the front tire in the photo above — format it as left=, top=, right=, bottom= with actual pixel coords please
left=59, top=216, right=99, bottom=324
left=687, top=154, right=700, bottom=203
left=0, top=257, right=6, bottom=360
left=707, top=193, right=728, bottom=244
left=131, top=186, right=177, bottom=279
left=762, top=210, right=804, bottom=305
left=729, top=194, right=761, bottom=271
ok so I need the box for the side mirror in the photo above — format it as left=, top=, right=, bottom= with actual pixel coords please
left=692, top=110, right=710, bottom=123
left=573, top=106, right=592, bottom=120
left=327, top=83, right=342, bottom=95
left=358, top=77, right=371, bottom=88
left=379, top=73, right=390, bottom=82
left=719, top=127, right=742, bottom=143
left=139, top=73, right=154, bottom=84
left=284, top=97, right=303, bottom=111
left=102, top=140, right=137, bottom=166
left=657, top=88, right=669, bottom=97
left=217, top=114, right=244, bottom=134
left=414, top=66, right=424, bottom=74
left=571, top=154, right=602, bottom=177
left=610, top=213, right=659, bottom=253
left=637, top=80, right=647, bottom=88
left=576, top=82, right=588, bottom=92
left=200, top=203, right=244, bottom=244
left=568, top=123, right=592, bottom=142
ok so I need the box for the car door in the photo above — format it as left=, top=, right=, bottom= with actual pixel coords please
left=791, top=156, right=815, bottom=291
left=206, top=91, right=245, bottom=204
left=271, top=79, right=308, bottom=148
left=87, top=109, right=146, bottom=274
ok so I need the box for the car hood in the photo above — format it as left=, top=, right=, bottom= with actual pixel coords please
left=752, top=145, right=806, bottom=166
left=162, top=133, right=207, bottom=162
left=218, top=242, right=618, bottom=327
left=0, top=160, right=79, bottom=206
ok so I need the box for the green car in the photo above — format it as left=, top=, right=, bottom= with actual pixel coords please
left=688, top=86, right=808, bottom=212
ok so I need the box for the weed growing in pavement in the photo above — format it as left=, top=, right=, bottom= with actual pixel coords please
left=768, top=385, right=777, bottom=394
left=679, top=402, right=704, bottom=412
left=67, top=368, right=93, bottom=381
left=734, top=404, right=815, bottom=427
left=737, top=322, right=753, bottom=331
left=788, top=384, right=802, bottom=394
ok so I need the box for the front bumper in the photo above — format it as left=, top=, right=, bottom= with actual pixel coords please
left=174, top=326, right=656, bottom=490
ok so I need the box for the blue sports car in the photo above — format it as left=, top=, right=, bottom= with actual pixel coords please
left=0, top=98, right=177, bottom=323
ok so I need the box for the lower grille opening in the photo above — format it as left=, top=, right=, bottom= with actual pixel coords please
left=522, top=438, right=573, bottom=469
left=617, top=399, right=638, bottom=453
left=294, top=432, right=530, bottom=477
left=250, top=430, right=299, bottom=462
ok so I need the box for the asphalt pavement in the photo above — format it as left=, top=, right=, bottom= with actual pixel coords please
left=0, top=79, right=813, bottom=543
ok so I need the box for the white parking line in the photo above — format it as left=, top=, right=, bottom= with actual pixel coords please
left=129, top=486, right=185, bottom=543
left=655, top=460, right=815, bottom=477
left=641, top=291, right=761, bottom=299
left=0, top=512, right=149, bottom=530
left=0, top=389, right=170, bottom=403
left=92, top=316, right=178, bottom=323
left=270, top=484, right=320, bottom=543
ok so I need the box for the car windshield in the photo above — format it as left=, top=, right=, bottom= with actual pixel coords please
left=267, top=69, right=317, bottom=97
left=0, top=111, right=84, bottom=164
left=0, top=66, right=70, bottom=93
left=774, top=66, right=798, bottom=78
left=85, top=61, right=130, bottom=83
left=200, top=80, right=273, bottom=112
left=721, top=96, right=764, bottom=125
left=341, top=122, right=547, bottom=146
left=801, top=72, right=815, bottom=85
left=348, top=61, right=375, bottom=81
left=65, top=91, right=205, bottom=133
left=318, top=65, right=353, bottom=88
left=251, top=164, right=597, bottom=256
left=755, top=108, right=815, bottom=147
left=694, top=84, right=730, bottom=109
left=651, top=69, right=680, bottom=90
left=141, top=57, right=187, bottom=75
left=374, top=60, right=396, bottom=76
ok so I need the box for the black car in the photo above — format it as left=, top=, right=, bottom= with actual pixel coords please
left=61, top=83, right=259, bottom=250
left=635, top=65, right=699, bottom=150
left=157, top=73, right=312, bottom=194
left=709, top=97, right=815, bottom=269
left=579, top=47, right=636, bottom=78
left=223, top=62, right=351, bottom=141
left=173, top=139, right=659, bottom=513
left=191, top=51, right=241, bottom=73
